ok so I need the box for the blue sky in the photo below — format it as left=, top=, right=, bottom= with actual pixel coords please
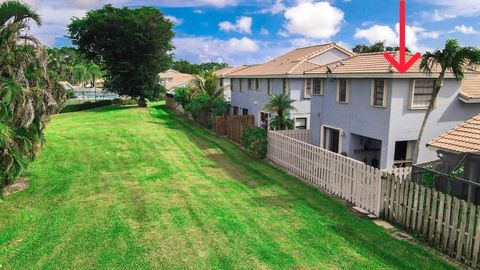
left=18, top=0, right=480, bottom=66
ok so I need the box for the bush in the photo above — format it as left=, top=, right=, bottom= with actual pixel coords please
left=111, top=98, right=138, bottom=106
left=173, top=86, right=190, bottom=107
left=61, top=100, right=112, bottom=113
left=241, top=127, right=268, bottom=159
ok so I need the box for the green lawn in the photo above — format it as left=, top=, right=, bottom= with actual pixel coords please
left=0, top=103, right=457, bottom=269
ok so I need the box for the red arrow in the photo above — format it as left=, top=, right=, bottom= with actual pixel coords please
left=384, top=0, right=421, bottom=73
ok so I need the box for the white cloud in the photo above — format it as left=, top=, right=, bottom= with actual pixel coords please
left=165, top=15, right=183, bottom=26
left=260, top=27, right=270, bottom=35
left=421, top=1, right=480, bottom=21
left=219, top=16, right=252, bottom=34
left=454, top=25, right=478, bottom=34
left=283, top=1, right=344, bottom=39
left=193, top=9, right=204, bottom=14
left=354, top=23, right=438, bottom=52
left=173, top=36, right=259, bottom=65
left=260, top=0, right=286, bottom=14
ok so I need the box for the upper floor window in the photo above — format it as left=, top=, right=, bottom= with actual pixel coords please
left=239, top=79, right=243, bottom=92
left=267, top=79, right=272, bottom=95
left=282, top=78, right=288, bottom=95
left=305, top=78, right=323, bottom=97
left=337, top=79, right=349, bottom=103
left=255, top=78, right=260, bottom=91
left=371, top=79, right=387, bottom=107
left=220, top=78, right=224, bottom=87
left=411, top=79, right=435, bottom=109
left=248, top=78, right=254, bottom=90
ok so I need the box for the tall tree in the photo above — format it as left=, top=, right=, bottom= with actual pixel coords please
left=413, top=39, right=480, bottom=163
left=0, top=1, right=66, bottom=186
left=353, top=42, right=410, bottom=54
left=264, top=94, right=296, bottom=130
left=68, top=5, right=174, bottom=107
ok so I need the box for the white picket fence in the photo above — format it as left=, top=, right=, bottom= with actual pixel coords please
left=275, top=129, right=311, bottom=143
left=382, top=167, right=412, bottom=181
left=267, top=130, right=383, bottom=215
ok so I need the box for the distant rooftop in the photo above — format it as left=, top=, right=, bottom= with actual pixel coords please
left=427, top=114, right=480, bottom=153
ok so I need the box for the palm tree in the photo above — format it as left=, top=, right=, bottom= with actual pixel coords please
left=189, top=70, right=223, bottom=100
left=0, top=1, right=66, bottom=186
left=264, top=94, right=296, bottom=130
left=86, top=61, right=102, bottom=101
left=413, top=39, right=480, bottom=163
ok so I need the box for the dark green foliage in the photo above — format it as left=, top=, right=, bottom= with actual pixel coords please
left=60, top=100, right=112, bottom=113
left=111, top=98, right=138, bottom=106
left=171, top=60, right=228, bottom=74
left=241, top=127, right=268, bottom=159
left=353, top=42, right=411, bottom=54
left=68, top=5, right=174, bottom=105
left=0, top=1, right=66, bottom=186
left=173, top=86, right=190, bottom=107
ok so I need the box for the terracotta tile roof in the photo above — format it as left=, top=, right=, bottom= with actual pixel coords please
left=427, top=114, right=480, bottom=153
left=460, top=74, right=480, bottom=102
left=306, top=51, right=447, bottom=75
left=229, top=43, right=354, bottom=76
left=159, top=70, right=194, bottom=92
left=214, top=66, right=251, bottom=77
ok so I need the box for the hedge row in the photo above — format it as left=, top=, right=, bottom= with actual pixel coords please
left=60, top=100, right=112, bottom=113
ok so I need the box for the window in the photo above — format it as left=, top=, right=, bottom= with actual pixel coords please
left=242, top=108, right=249, bottom=115
left=267, top=79, right=273, bottom=95
left=282, top=78, right=288, bottom=95
left=295, top=118, right=307, bottom=129
left=321, top=126, right=342, bottom=154
left=393, top=140, right=416, bottom=167
left=220, top=78, right=224, bottom=87
left=248, top=78, right=254, bottom=90
left=233, top=106, right=239, bottom=115
left=239, top=79, right=243, bottom=92
left=371, top=79, right=387, bottom=107
left=305, top=78, right=322, bottom=98
left=337, top=79, right=349, bottom=103
left=255, top=78, right=260, bottom=91
left=411, top=79, right=435, bottom=109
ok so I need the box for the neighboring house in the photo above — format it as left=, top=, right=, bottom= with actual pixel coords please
left=214, top=66, right=250, bottom=102
left=159, top=69, right=194, bottom=94
left=304, top=51, right=480, bottom=169
left=422, top=114, right=480, bottom=203
left=226, top=43, right=354, bottom=129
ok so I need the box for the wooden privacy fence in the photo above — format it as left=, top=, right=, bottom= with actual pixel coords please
left=275, top=129, right=311, bottom=144
left=268, top=131, right=382, bottom=215
left=382, top=174, right=480, bottom=268
left=213, top=115, right=255, bottom=144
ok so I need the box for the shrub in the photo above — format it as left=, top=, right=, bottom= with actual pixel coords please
left=111, top=98, right=138, bottom=106
left=173, top=86, right=190, bottom=107
left=61, top=100, right=112, bottom=113
left=241, top=127, right=268, bottom=159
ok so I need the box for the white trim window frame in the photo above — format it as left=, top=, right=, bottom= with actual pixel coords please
left=371, top=79, right=387, bottom=108
left=336, top=79, right=349, bottom=104
left=294, top=117, right=308, bottom=129
left=248, top=78, right=254, bottom=90
left=255, top=78, right=260, bottom=91
left=304, top=79, right=312, bottom=99
left=410, top=79, right=436, bottom=110
left=312, top=78, right=323, bottom=96
left=320, top=125, right=343, bottom=154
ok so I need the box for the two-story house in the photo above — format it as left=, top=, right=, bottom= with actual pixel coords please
left=214, top=66, right=250, bottom=102
left=226, top=43, right=355, bottom=129
left=303, top=52, right=480, bottom=169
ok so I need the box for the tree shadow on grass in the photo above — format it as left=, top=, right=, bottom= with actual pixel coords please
left=149, top=105, right=456, bottom=270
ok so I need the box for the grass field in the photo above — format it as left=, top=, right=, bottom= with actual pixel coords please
left=0, top=103, right=457, bottom=269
